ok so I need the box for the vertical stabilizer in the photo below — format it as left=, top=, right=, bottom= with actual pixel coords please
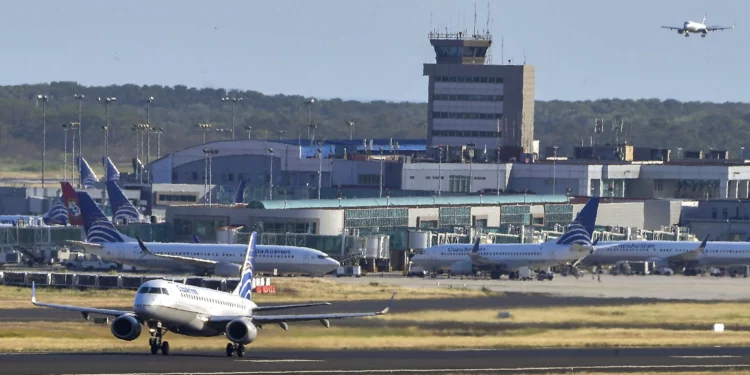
left=78, top=157, right=99, bottom=188
left=106, top=181, right=142, bottom=224
left=103, top=157, right=120, bottom=182
left=232, top=231, right=257, bottom=300
left=234, top=179, right=247, bottom=204
left=60, top=182, right=84, bottom=226
left=77, top=191, right=133, bottom=243
left=556, top=197, right=600, bottom=246
left=42, top=198, right=68, bottom=226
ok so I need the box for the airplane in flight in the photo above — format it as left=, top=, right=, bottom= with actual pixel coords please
left=63, top=188, right=340, bottom=277
left=661, top=14, right=735, bottom=37
left=583, top=235, right=750, bottom=273
left=412, top=197, right=599, bottom=280
left=32, top=232, right=394, bottom=357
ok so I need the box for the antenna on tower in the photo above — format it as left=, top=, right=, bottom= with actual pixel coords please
left=430, top=12, right=433, bottom=32
left=473, top=2, right=477, bottom=37
left=486, top=2, right=490, bottom=33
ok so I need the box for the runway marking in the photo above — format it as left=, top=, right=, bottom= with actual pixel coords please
left=672, top=355, right=743, bottom=359
left=58, top=364, right=750, bottom=375
left=236, top=359, right=324, bottom=363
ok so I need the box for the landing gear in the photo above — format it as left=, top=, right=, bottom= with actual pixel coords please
left=508, top=271, right=519, bottom=280
left=226, top=342, right=245, bottom=357
left=148, top=324, right=169, bottom=356
left=684, top=32, right=690, bottom=37
left=490, top=271, right=501, bottom=280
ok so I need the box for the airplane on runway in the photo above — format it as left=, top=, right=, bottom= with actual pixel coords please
left=411, top=197, right=600, bottom=280
left=64, top=190, right=340, bottom=277
left=32, top=232, right=394, bottom=357
left=583, top=235, right=750, bottom=273
left=661, top=14, right=735, bottom=37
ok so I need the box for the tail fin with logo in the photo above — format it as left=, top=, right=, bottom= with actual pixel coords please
left=77, top=191, right=134, bottom=243
left=556, top=197, right=600, bottom=246
left=78, top=157, right=99, bottom=188
left=234, top=179, right=246, bottom=204
left=60, top=181, right=83, bottom=226
left=42, top=198, right=68, bottom=226
left=232, top=231, right=257, bottom=300
left=106, top=181, right=142, bottom=224
left=702, top=13, right=707, bottom=25
left=102, top=157, right=120, bottom=182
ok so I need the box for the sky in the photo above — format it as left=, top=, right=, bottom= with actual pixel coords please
left=1, top=0, right=748, bottom=103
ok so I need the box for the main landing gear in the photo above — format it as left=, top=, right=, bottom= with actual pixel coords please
left=226, top=342, right=245, bottom=357
left=148, top=324, right=169, bottom=356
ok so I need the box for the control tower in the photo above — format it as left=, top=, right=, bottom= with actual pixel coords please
left=423, top=30, right=535, bottom=160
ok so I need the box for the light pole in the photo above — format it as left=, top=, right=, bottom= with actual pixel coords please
left=197, top=123, right=212, bottom=144
left=346, top=121, right=355, bottom=141
left=467, top=143, right=475, bottom=194
left=74, top=94, right=84, bottom=187
left=153, top=127, right=164, bottom=158
left=221, top=96, right=242, bottom=140
left=62, top=123, right=69, bottom=181
left=69, top=122, right=79, bottom=184
left=552, top=145, right=559, bottom=194
left=132, top=124, right=141, bottom=179
left=308, top=123, right=318, bottom=145
left=101, top=124, right=109, bottom=213
left=268, top=148, right=274, bottom=200
left=144, top=97, right=154, bottom=167
left=677, top=147, right=683, bottom=159
left=317, top=147, right=323, bottom=199
left=277, top=130, right=287, bottom=140
left=379, top=147, right=384, bottom=198
left=304, top=98, right=316, bottom=138
left=215, top=128, right=231, bottom=139
left=741, top=146, right=745, bottom=161
left=134, top=124, right=150, bottom=182
left=244, top=126, right=253, bottom=139
left=207, top=149, right=218, bottom=206
left=496, top=145, right=501, bottom=196
left=438, top=146, right=443, bottom=196
left=37, top=95, right=49, bottom=188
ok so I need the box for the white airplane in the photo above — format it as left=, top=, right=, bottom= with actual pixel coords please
left=583, top=236, right=750, bottom=270
left=32, top=232, right=394, bottom=357
left=662, top=14, right=735, bottom=37
left=66, top=191, right=340, bottom=277
left=412, top=197, right=599, bottom=280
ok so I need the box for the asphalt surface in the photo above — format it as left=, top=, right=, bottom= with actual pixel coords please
left=3, top=347, right=750, bottom=374
left=1, top=293, right=721, bottom=323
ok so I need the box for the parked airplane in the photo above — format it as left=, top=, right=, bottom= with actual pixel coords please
left=65, top=191, right=340, bottom=277
left=103, top=156, right=120, bottom=181
left=106, top=180, right=144, bottom=224
left=33, top=232, right=394, bottom=356
left=662, top=14, right=734, bottom=37
left=582, top=235, right=750, bottom=270
left=41, top=198, right=68, bottom=226
left=78, top=157, right=99, bottom=188
left=412, top=197, right=600, bottom=279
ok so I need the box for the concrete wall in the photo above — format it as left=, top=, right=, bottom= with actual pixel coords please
left=400, top=162, right=510, bottom=193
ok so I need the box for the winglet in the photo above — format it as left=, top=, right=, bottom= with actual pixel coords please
left=31, top=281, right=36, bottom=304
left=136, top=237, right=154, bottom=255
left=378, top=292, right=396, bottom=315
left=193, top=235, right=200, bottom=244
left=470, top=237, right=481, bottom=254
left=698, top=235, right=709, bottom=253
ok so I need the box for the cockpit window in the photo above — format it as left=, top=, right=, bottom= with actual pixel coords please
left=317, top=255, right=326, bottom=259
left=137, top=286, right=165, bottom=294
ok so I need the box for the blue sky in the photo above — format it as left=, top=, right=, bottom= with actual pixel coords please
left=1, top=0, right=747, bottom=102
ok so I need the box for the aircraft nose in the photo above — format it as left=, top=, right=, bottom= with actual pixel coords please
left=329, top=258, right=341, bottom=267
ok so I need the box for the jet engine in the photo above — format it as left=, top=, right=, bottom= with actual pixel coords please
left=677, top=29, right=684, bottom=34
left=225, top=317, right=258, bottom=345
left=214, top=262, right=242, bottom=277
left=110, top=314, right=141, bottom=341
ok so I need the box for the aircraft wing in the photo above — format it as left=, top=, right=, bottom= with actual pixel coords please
left=136, top=237, right=217, bottom=267
left=208, top=293, right=394, bottom=326
left=706, top=25, right=735, bottom=31
left=31, top=282, right=132, bottom=319
left=65, top=240, right=104, bottom=252
left=661, top=26, right=683, bottom=30
left=253, top=302, right=332, bottom=312
left=667, top=235, right=709, bottom=262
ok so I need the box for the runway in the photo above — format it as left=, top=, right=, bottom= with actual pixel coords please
left=0, top=293, right=711, bottom=322
left=3, top=347, right=750, bottom=374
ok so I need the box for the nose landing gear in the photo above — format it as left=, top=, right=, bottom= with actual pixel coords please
left=148, top=324, right=169, bottom=356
